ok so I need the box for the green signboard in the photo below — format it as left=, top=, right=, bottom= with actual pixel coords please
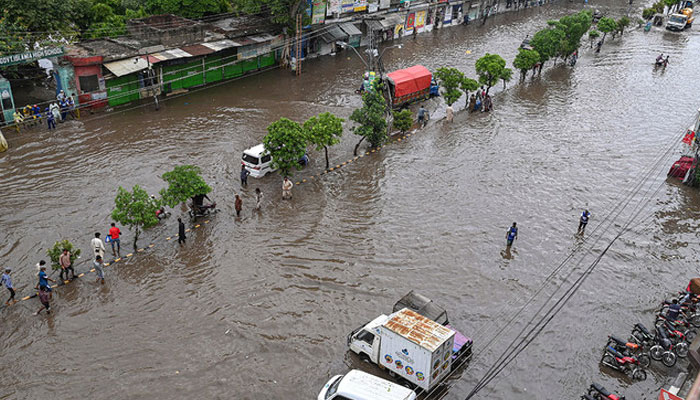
left=0, top=47, right=65, bottom=67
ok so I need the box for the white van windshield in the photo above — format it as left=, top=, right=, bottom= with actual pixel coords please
left=242, top=154, right=259, bottom=165
left=326, top=377, right=342, bottom=399
left=670, top=15, right=686, bottom=23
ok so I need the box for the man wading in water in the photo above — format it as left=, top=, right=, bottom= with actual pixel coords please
left=506, top=222, right=518, bottom=247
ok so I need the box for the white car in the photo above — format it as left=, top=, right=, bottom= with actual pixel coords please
left=241, top=143, right=309, bottom=178
left=318, top=370, right=417, bottom=400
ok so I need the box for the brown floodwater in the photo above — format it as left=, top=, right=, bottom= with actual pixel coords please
left=2, top=1, right=700, bottom=399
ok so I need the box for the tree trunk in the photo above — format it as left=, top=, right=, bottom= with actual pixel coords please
left=324, top=146, right=329, bottom=170
left=602, top=32, right=607, bottom=43
left=520, top=70, right=526, bottom=81
left=502, top=80, right=506, bottom=89
left=353, top=137, right=366, bottom=156
left=133, top=227, right=140, bottom=251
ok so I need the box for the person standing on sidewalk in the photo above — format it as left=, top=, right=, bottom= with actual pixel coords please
left=506, top=222, right=518, bottom=247
left=59, top=248, right=76, bottom=281
left=35, top=286, right=51, bottom=315
left=93, top=255, right=105, bottom=284
left=282, top=177, right=293, bottom=200
left=109, top=223, right=121, bottom=256
left=1, top=268, right=17, bottom=306
left=91, top=232, right=105, bottom=261
left=234, top=194, right=243, bottom=217
left=178, top=218, right=186, bottom=245
left=240, top=165, right=250, bottom=187
left=255, top=188, right=263, bottom=211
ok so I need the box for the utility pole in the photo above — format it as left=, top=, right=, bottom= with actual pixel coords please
left=295, top=14, right=302, bottom=76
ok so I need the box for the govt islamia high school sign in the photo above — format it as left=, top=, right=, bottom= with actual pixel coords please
left=0, top=47, right=64, bottom=67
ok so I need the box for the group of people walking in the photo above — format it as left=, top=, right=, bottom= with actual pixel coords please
left=12, top=90, right=78, bottom=131
left=468, top=87, right=494, bottom=113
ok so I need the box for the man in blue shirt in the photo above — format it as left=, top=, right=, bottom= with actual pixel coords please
left=506, top=222, right=518, bottom=247
left=578, top=210, right=591, bottom=233
left=1, top=268, right=16, bottom=305
left=667, top=299, right=682, bottom=321
left=36, top=261, right=55, bottom=298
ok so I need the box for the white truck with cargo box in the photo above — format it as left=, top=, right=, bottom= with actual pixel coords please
left=347, top=308, right=455, bottom=391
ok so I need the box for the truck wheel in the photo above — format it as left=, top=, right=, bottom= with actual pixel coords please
left=399, top=379, right=415, bottom=389
left=359, top=354, right=371, bottom=364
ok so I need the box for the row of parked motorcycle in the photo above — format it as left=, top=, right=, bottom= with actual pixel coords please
left=582, top=289, right=700, bottom=399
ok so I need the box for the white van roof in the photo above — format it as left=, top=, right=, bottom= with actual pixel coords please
left=337, top=370, right=416, bottom=400
left=243, top=143, right=267, bottom=157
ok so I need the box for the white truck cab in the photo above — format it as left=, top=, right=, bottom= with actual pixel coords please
left=347, top=314, right=389, bottom=364
left=318, top=369, right=417, bottom=400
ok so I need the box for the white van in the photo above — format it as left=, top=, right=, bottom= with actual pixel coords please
left=318, top=370, right=417, bottom=400
left=241, top=144, right=274, bottom=178
left=241, top=143, right=309, bottom=178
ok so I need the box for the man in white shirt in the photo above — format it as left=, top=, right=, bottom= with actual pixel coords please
left=91, top=232, right=105, bottom=260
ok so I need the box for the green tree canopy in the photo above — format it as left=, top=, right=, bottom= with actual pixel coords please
left=597, top=17, right=618, bottom=42
left=47, top=240, right=81, bottom=272
left=499, top=67, right=513, bottom=89
left=263, top=118, right=308, bottom=176
left=588, top=29, right=600, bottom=48
left=434, top=67, right=465, bottom=106
left=392, top=109, right=413, bottom=134
left=459, top=77, right=479, bottom=109
left=145, top=0, right=230, bottom=19
left=531, top=28, right=565, bottom=65
left=350, top=81, right=388, bottom=155
left=231, top=0, right=306, bottom=30
left=617, top=16, right=631, bottom=35
left=304, top=112, right=344, bottom=170
left=160, top=165, right=212, bottom=207
left=112, top=185, right=160, bottom=249
left=475, top=53, right=507, bottom=94
left=513, top=48, right=540, bottom=79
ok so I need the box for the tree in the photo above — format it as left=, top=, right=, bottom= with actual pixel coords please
left=513, top=48, right=540, bottom=80
left=160, top=165, right=212, bottom=208
left=597, top=17, right=618, bottom=43
left=304, top=112, right=344, bottom=170
left=642, top=7, right=656, bottom=19
left=145, top=0, right=230, bottom=19
left=349, top=82, right=388, bottom=155
left=530, top=28, right=564, bottom=69
left=392, top=110, right=413, bottom=134
left=499, top=67, right=513, bottom=89
left=459, top=77, right=479, bottom=107
left=617, top=16, right=631, bottom=35
left=475, top=53, right=508, bottom=94
left=663, top=0, right=677, bottom=13
left=588, top=29, right=600, bottom=48
left=47, top=240, right=81, bottom=272
left=434, top=67, right=465, bottom=106
left=231, top=0, right=307, bottom=29
left=111, top=185, right=160, bottom=250
left=263, top=118, right=308, bottom=176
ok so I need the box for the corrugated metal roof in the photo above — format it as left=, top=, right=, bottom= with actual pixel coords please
left=339, top=23, right=362, bottom=36
left=381, top=14, right=405, bottom=28
left=202, top=39, right=241, bottom=52
left=365, top=19, right=384, bottom=31
left=384, top=308, right=454, bottom=352
left=180, top=44, right=215, bottom=56
left=103, top=57, right=148, bottom=77
left=247, top=33, right=277, bottom=43
left=320, top=25, right=348, bottom=44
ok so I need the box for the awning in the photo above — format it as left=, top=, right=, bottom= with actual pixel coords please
left=150, top=48, right=193, bottom=62
left=320, top=25, right=348, bottom=44
left=103, top=57, right=149, bottom=77
left=380, top=14, right=405, bottom=29
left=202, top=39, right=242, bottom=52
left=339, top=23, right=362, bottom=37
left=365, top=19, right=384, bottom=31
left=180, top=44, right=216, bottom=56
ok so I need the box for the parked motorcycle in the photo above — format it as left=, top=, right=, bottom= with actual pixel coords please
left=600, top=345, right=647, bottom=380
left=648, top=325, right=680, bottom=366
left=587, top=383, right=625, bottom=400
left=606, top=336, right=649, bottom=366
left=188, top=201, right=217, bottom=219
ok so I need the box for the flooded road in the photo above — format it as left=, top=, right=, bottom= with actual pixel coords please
left=2, top=1, right=700, bottom=399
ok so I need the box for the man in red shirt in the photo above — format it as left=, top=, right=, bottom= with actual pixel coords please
left=109, top=222, right=122, bottom=256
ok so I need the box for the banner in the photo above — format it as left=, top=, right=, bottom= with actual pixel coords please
left=312, top=0, right=326, bottom=24
left=444, top=5, right=453, bottom=23
left=341, top=0, right=355, bottom=12
left=0, top=47, right=64, bottom=67
left=406, top=12, right=416, bottom=29
left=415, top=10, right=427, bottom=28
left=327, top=0, right=341, bottom=15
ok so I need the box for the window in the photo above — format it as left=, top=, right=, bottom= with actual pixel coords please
left=242, top=154, right=259, bottom=165
left=326, top=376, right=342, bottom=399
left=261, top=154, right=272, bottom=164
left=1, top=97, right=12, bottom=110
left=356, top=330, right=375, bottom=345
left=79, top=75, right=100, bottom=93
